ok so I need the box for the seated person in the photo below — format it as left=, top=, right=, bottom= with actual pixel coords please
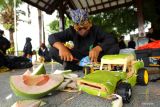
left=48, top=9, right=120, bottom=71
left=0, top=29, right=11, bottom=68
left=146, top=27, right=155, bottom=43
left=128, top=37, right=136, bottom=49
left=23, top=37, right=32, bottom=58
left=38, top=43, right=51, bottom=62
left=0, top=30, right=10, bottom=54
left=0, top=29, right=32, bottom=69
left=146, top=27, right=160, bottom=43
left=119, top=36, right=126, bottom=49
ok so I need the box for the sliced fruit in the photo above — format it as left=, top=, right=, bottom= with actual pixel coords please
left=23, top=69, right=32, bottom=75
left=23, top=75, right=49, bottom=86
left=10, top=74, right=64, bottom=98
left=32, top=64, right=46, bottom=75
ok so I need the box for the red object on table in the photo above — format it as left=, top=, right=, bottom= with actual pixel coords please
left=137, top=40, right=160, bottom=50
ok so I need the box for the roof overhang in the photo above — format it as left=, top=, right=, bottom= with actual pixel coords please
left=22, top=0, right=134, bottom=15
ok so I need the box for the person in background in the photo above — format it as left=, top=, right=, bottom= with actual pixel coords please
left=48, top=9, right=119, bottom=71
left=0, top=32, right=33, bottom=69
left=23, top=37, right=32, bottom=58
left=38, top=43, right=51, bottom=62
left=128, top=37, right=136, bottom=49
left=0, top=29, right=11, bottom=68
left=146, top=26, right=160, bottom=43
left=146, top=27, right=155, bottom=43
left=0, top=29, right=11, bottom=54
left=118, top=36, right=126, bottom=49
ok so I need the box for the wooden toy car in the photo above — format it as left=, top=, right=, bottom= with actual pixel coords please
left=78, top=54, right=148, bottom=103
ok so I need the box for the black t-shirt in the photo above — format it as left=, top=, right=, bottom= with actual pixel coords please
left=119, top=40, right=126, bottom=49
left=128, top=40, right=136, bottom=49
left=48, top=25, right=118, bottom=56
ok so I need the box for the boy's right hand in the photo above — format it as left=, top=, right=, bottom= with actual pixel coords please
left=53, top=42, right=74, bottom=61
left=59, top=46, right=74, bottom=61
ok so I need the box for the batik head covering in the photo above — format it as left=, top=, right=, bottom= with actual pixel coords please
left=70, top=9, right=92, bottom=31
left=70, top=9, right=88, bottom=24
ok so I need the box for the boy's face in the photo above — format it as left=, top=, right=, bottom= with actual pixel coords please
left=77, top=27, right=89, bottom=37
left=74, top=20, right=92, bottom=37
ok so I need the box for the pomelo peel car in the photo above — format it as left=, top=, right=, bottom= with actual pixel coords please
left=78, top=54, right=149, bottom=103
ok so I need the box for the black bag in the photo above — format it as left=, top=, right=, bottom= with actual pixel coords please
left=6, top=56, right=33, bottom=69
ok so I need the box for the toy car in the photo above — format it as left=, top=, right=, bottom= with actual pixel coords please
left=83, top=62, right=100, bottom=75
left=78, top=54, right=148, bottom=103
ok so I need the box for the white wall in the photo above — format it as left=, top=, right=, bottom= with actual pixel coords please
left=15, top=3, right=57, bottom=51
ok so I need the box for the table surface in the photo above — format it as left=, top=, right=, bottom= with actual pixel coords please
left=0, top=63, right=160, bottom=107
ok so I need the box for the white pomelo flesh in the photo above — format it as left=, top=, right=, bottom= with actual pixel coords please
left=32, top=64, right=46, bottom=75
left=11, top=100, right=41, bottom=107
left=23, top=75, right=49, bottom=86
left=10, top=74, right=64, bottom=98
left=23, top=70, right=32, bottom=75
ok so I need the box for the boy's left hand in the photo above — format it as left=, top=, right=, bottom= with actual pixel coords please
left=89, top=46, right=102, bottom=62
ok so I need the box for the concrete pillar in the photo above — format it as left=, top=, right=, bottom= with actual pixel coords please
left=38, top=9, right=42, bottom=45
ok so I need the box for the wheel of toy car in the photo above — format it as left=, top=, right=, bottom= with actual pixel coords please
left=137, top=68, right=149, bottom=85
left=83, top=66, right=91, bottom=74
left=116, top=82, right=132, bottom=103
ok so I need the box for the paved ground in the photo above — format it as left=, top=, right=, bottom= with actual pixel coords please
left=0, top=63, right=160, bottom=107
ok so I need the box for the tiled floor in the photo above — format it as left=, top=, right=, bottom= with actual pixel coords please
left=0, top=63, right=160, bottom=107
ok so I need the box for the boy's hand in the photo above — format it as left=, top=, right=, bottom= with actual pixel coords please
left=53, top=42, right=74, bottom=61
left=59, top=46, right=74, bottom=61
left=89, top=46, right=102, bottom=62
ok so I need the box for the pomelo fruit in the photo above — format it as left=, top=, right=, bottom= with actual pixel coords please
left=10, top=74, right=64, bottom=98
left=31, top=64, right=46, bottom=75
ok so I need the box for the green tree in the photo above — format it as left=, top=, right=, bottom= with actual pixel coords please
left=49, top=17, right=73, bottom=33
left=90, top=6, right=138, bottom=36
left=0, top=0, right=21, bottom=49
left=49, top=19, right=59, bottom=33
left=142, top=0, right=160, bottom=30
